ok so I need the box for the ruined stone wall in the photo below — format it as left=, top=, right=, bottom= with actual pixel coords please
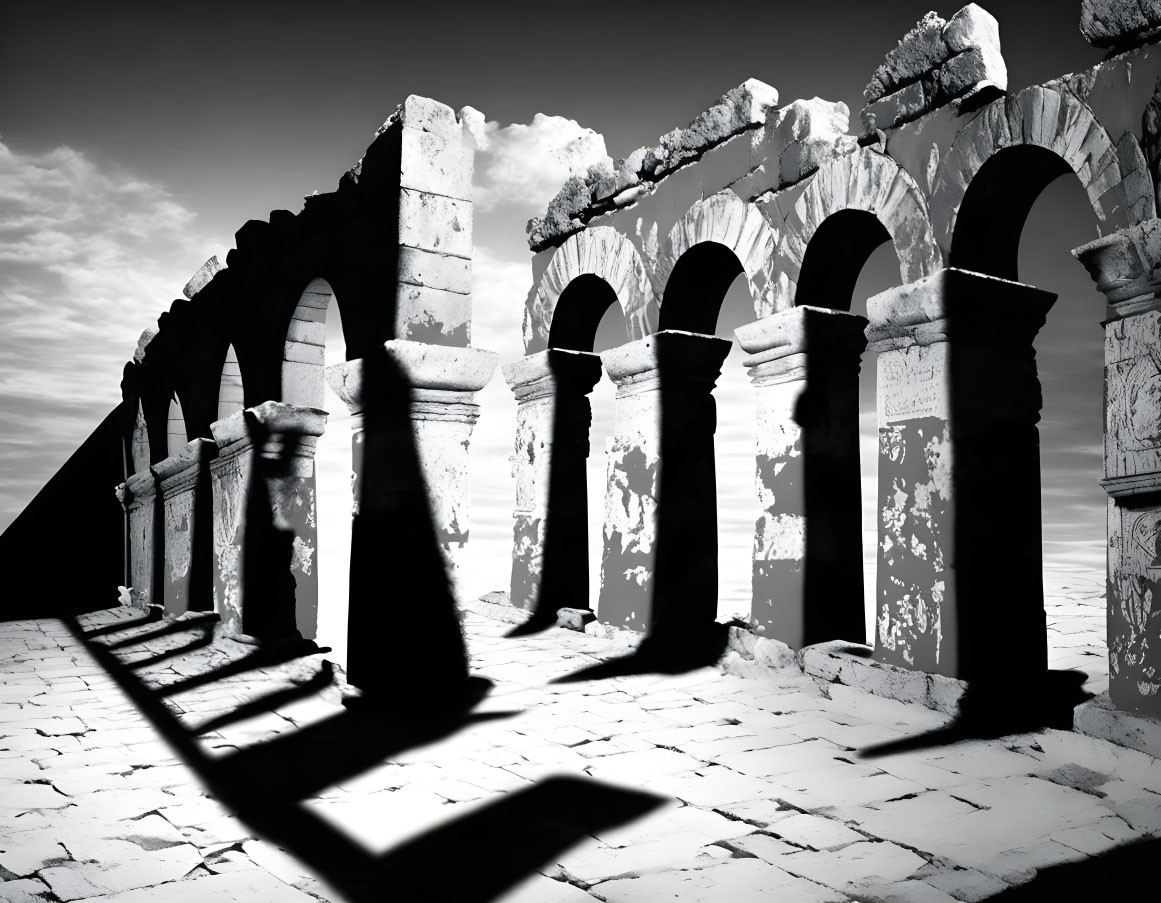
left=511, top=1, right=1161, bottom=715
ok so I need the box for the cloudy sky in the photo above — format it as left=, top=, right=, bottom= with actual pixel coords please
left=1, top=1, right=1111, bottom=626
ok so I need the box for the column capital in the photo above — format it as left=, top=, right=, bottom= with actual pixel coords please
left=115, top=469, right=158, bottom=510
left=737, top=307, right=867, bottom=385
left=327, top=341, right=498, bottom=416
left=866, top=268, right=1055, bottom=351
left=502, top=349, right=603, bottom=402
left=600, top=330, right=731, bottom=391
left=1073, top=219, right=1161, bottom=318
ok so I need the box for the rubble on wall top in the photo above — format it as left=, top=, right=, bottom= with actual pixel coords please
left=182, top=256, right=222, bottom=300
left=860, top=3, right=1006, bottom=134
left=526, top=79, right=779, bottom=251
left=1081, top=0, right=1161, bottom=51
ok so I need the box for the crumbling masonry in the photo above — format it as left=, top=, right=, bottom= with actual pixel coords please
left=6, top=1, right=1161, bottom=737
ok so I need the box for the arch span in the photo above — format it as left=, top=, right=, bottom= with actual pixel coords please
left=932, top=83, right=1155, bottom=272
left=655, top=190, right=777, bottom=327
left=526, top=226, right=655, bottom=354
left=775, top=146, right=941, bottom=311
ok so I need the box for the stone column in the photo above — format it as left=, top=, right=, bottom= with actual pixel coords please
left=209, top=411, right=252, bottom=635
left=209, top=402, right=326, bottom=640
left=326, top=341, right=496, bottom=700
left=597, top=330, right=731, bottom=638
left=328, top=341, right=497, bottom=597
left=114, top=469, right=159, bottom=612
left=503, top=349, right=603, bottom=619
left=151, top=439, right=216, bottom=617
left=735, top=306, right=867, bottom=649
left=1076, top=222, right=1161, bottom=717
left=867, top=268, right=1055, bottom=683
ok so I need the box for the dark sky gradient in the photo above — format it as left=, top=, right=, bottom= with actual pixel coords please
left=2, top=1, right=1104, bottom=245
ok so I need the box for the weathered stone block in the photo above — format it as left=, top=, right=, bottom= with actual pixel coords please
left=182, top=256, right=221, bottom=299
left=398, top=94, right=462, bottom=142
left=399, top=127, right=473, bottom=201
left=398, top=188, right=473, bottom=259
left=397, top=246, right=472, bottom=295
left=1104, top=308, right=1161, bottom=483
left=394, top=283, right=472, bottom=346
left=285, top=318, right=326, bottom=347
left=1080, top=0, right=1161, bottom=49
left=865, top=11, right=949, bottom=104
left=556, top=607, right=597, bottom=631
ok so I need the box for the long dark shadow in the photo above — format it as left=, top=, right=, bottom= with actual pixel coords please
left=102, top=612, right=220, bottom=650
left=71, top=616, right=661, bottom=902
left=82, top=608, right=163, bottom=638
left=858, top=669, right=1093, bottom=758
left=125, top=627, right=216, bottom=670
left=189, top=661, right=337, bottom=735
left=156, top=643, right=324, bottom=697
left=981, top=836, right=1161, bottom=900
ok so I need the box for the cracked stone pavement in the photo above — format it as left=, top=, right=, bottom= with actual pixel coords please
left=1, top=574, right=1158, bottom=903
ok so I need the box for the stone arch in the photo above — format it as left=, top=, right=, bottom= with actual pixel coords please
left=166, top=396, right=187, bottom=458
left=934, top=84, right=1155, bottom=277
left=775, top=146, right=941, bottom=312
left=281, top=277, right=334, bottom=408
left=655, top=189, right=777, bottom=327
left=217, top=345, right=244, bottom=422
left=525, top=226, right=656, bottom=354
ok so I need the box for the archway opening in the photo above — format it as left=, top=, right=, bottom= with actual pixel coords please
left=549, top=274, right=619, bottom=352
left=946, top=143, right=1106, bottom=689
left=657, top=240, right=752, bottom=628
left=166, top=396, right=187, bottom=458
left=1017, top=163, right=1107, bottom=693
left=950, top=145, right=1074, bottom=281
left=796, top=209, right=892, bottom=311
left=217, top=345, right=244, bottom=422
left=587, top=299, right=629, bottom=617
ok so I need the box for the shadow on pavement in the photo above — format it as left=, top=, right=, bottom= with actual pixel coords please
left=858, top=670, right=1093, bottom=759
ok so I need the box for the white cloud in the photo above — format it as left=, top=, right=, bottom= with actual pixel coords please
left=0, top=137, right=223, bottom=528
left=470, top=112, right=611, bottom=212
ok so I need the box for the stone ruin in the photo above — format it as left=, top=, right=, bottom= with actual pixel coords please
left=6, top=1, right=1161, bottom=739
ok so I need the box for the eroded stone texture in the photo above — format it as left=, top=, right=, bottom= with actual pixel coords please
left=152, top=439, right=216, bottom=617
left=114, top=471, right=159, bottom=611
left=737, top=307, right=867, bottom=649
left=209, top=404, right=325, bottom=640
left=527, top=80, right=779, bottom=250
left=861, top=6, right=1006, bottom=133
left=868, top=269, right=1055, bottom=683
left=502, top=350, right=603, bottom=615
left=1081, top=0, right=1161, bottom=49
left=209, top=413, right=252, bottom=635
left=598, top=332, right=730, bottom=637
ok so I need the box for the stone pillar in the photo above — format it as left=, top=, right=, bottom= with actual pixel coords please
left=735, top=306, right=867, bottom=648
left=597, top=330, right=731, bottom=637
left=327, top=341, right=497, bottom=601
left=151, top=439, right=216, bottom=617
left=326, top=341, right=496, bottom=701
left=1076, top=222, right=1161, bottom=716
left=209, top=411, right=252, bottom=635
left=503, top=349, right=603, bottom=619
left=209, top=402, right=326, bottom=640
left=867, top=268, right=1055, bottom=683
left=114, top=469, right=159, bottom=612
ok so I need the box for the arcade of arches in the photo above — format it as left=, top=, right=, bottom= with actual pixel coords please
left=32, top=3, right=1161, bottom=735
